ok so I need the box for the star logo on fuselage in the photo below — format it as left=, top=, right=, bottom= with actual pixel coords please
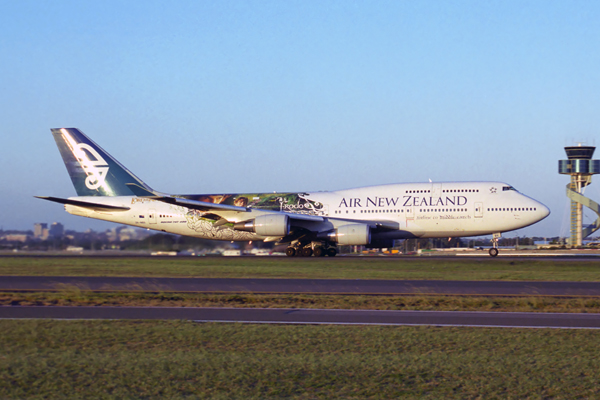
left=490, top=187, right=497, bottom=194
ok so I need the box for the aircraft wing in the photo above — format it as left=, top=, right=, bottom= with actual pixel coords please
left=152, top=196, right=325, bottom=222
left=155, top=196, right=249, bottom=212
left=127, top=184, right=395, bottom=228
left=323, top=217, right=399, bottom=231
left=133, top=191, right=398, bottom=237
left=365, top=220, right=399, bottom=231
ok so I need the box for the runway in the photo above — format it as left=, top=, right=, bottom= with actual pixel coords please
left=2, top=306, right=600, bottom=329
left=2, top=276, right=600, bottom=296
left=5, top=276, right=600, bottom=329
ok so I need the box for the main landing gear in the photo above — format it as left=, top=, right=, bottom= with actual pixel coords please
left=285, top=241, right=337, bottom=257
left=489, top=233, right=501, bottom=257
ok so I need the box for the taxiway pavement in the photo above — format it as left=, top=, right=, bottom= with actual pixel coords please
left=2, top=276, right=600, bottom=296
left=2, top=306, right=600, bottom=329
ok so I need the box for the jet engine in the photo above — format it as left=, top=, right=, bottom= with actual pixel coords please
left=234, top=214, right=290, bottom=236
left=318, top=224, right=371, bottom=245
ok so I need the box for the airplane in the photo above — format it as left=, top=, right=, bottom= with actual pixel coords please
left=37, top=128, right=550, bottom=257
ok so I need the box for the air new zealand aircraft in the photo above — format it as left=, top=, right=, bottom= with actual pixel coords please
left=38, top=128, right=550, bottom=257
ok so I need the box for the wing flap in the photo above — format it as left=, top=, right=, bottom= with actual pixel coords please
left=286, top=213, right=325, bottom=222
left=155, top=196, right=249, bottom=212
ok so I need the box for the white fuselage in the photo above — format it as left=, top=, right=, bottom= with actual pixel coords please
left=63, top=181, right=549, bottom=241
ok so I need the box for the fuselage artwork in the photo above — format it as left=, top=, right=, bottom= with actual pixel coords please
left=38, top=128, right=550, bottom=257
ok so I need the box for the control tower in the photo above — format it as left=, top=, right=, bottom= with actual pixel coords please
left=558, top=145, right=600, bottom=247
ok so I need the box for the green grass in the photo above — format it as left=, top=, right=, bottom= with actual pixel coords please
left=2, top=320, right=600, bottom=399
left=4, top=291, right=600, bottom=314
left=2, top=256, right=600, bottom=281
left=3, top=256, right=599, bottom=398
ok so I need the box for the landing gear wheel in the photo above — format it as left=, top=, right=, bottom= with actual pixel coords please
left=302, top=247, right=313, bottom=257
left=327, top=248, right=337, bottom=257
left=489, top=248, right=499, bottom=257
left=313, top=246, right=325, bottom=257
left=285, top=247, right=296, bottom=257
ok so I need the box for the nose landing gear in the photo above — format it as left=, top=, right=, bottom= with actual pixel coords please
left=489, top=233, right=501, bottom=257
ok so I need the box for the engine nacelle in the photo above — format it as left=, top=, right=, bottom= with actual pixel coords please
left=234, top=214, right=290, bottom=237
left=318, top=224, right=371, bottom=245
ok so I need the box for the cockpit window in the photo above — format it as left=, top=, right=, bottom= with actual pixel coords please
left=502, top=186, right=516, bottom=191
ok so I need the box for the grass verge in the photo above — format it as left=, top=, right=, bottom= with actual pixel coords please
left=2, top=256, right=600, bottom=281
left=2, top=320, right=600, bottom=399
left=3, top=291, right=600, bottom=313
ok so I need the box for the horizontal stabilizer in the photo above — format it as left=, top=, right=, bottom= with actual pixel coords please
left=35, top=196, right=130, bottom=212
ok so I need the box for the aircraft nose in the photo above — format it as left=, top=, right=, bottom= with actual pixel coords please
left=537, top=202, right=550, bottom=220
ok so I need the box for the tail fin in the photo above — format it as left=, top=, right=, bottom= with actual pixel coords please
left=51, top=128, right=155, bottom=197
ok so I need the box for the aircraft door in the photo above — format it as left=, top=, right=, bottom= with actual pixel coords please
left=431, top=183, right=442, bottom=198
left=148, top=209, right=157, bottom=224
left=474, top=202, right=483, bottom=218
left=406, top=206, right=414, bottom=220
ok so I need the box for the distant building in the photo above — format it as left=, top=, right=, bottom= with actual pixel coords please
left=107, top=226, right=152, bottom=242
left=2, top=234, right=28, bottom=242
left=106, top=229, right=118, bottom=242
left=33, top=223, right=49, bottom=240
left=49, top=222, right=64, bottom=238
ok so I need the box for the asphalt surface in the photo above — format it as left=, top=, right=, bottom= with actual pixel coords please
left=2, top=276, right=600, bottom=296
left=2, top=306, right=600, bottom=329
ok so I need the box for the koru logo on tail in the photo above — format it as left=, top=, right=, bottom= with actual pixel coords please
left=74, top=143, right=109, bottom=190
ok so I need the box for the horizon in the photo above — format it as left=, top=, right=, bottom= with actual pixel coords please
left=0, top=222, right=582, bottom=240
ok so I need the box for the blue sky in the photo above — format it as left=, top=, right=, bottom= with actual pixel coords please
left=1, top=0, right=599, bottom=237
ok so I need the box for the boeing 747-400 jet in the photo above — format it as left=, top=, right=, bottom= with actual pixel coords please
left=38, top=128, right=550, bottom=257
